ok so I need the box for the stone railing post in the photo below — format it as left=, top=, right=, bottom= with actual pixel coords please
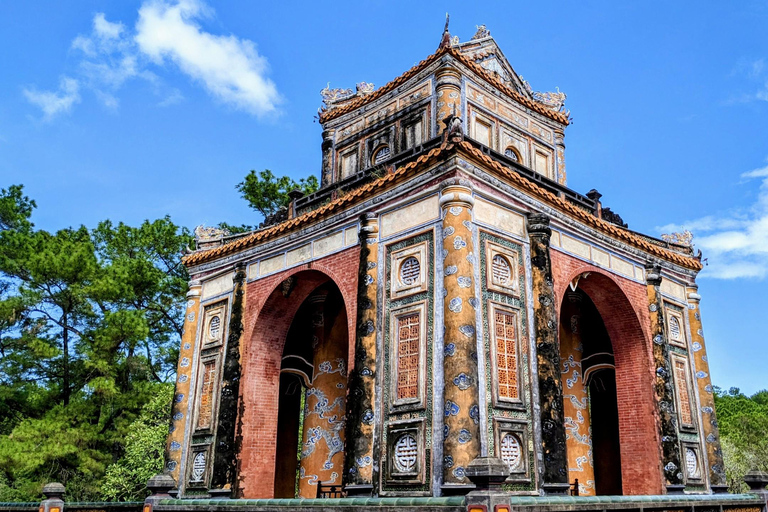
left=343, top=212, right=380, bottom=496
left=40, top=483, right=65, bottom=512
left=143, top=474, right=176, bottom=512
left=527, top=213, right=569, bottom=495
left=465, top=457, right=511, bottom=512
left=645, top=262, right=684, bottom=494
left=745, top=470, right=768, bottom=506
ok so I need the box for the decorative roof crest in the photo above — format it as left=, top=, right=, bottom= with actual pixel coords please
left=320, top=83, right=355, bottom=106
left=194, top=225, right=230, bottom=242
left=662, top=230, right=694, bottom=247
left=356, top=82, right=375, bottom=95
left=471, top=24, right=491, bottom=40
left=520, top=76, right=568, bottom=112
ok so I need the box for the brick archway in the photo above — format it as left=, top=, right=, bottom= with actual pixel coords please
left=554, top=261, right=663, bottom=495
left=237, top=263, right=356, bottom=498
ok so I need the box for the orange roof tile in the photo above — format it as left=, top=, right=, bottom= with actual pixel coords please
left=183, top=142, right=701, bottom=271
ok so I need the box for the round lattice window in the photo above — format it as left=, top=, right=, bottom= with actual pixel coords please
left=504, top=147, right=519, bottom=162
left=685, top=448, right=698, bottom=478
left=191, top=451, right=206, bottom=482
left=393, top=434, right=418, bottom=473
left=500, top=433, right=522, bottom=470
left=208, top=315, right=221, bottom=340
left=373, top=145, right=391, bottom=165
left=399, top=256, right=420, bottom=286
left=492, top=254, right=512, bottom=286
left=669, top=316, right=681, bottom=341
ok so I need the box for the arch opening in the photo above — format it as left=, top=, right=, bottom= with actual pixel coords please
left=273, top=282, right=349, bottom=498
left=558, top=270, right=658, bottom=496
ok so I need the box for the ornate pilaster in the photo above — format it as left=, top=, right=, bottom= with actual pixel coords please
left=645, top=263, right=684, bottom=492
left=435, top=63, right=462, bottom=127
left=343, top=213, right=379, bottom=496
left=440, top=178, right=481, bottom=492
left=165, top=280, right=202, bottom=484
left=321, top=129, right=335, bottom=187
left=210, top=264, right=246, bottom=494
left=685, top=285, right=727, bottom=491
left=554, top=128, right=566, bottom=186
left=527, top=213, right=569, bottom=495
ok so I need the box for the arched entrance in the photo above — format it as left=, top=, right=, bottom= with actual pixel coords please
left=557, top=270, right=660, bottom=496
left=272, top=282, right=349, bottom=498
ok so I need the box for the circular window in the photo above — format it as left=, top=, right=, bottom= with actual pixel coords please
left=373, top=145, right=391, bottom=165
left=399, top=256, right=420, bottom=286
left=500, top=433, right=522, bottom=470
left=191, top=451, right=206, bottom=482
left=504, top=147, right=519, bottom=162
left=394, top=434, right=418, bottom=472
left=209, top=315, right=221, bottom=340
left=685, top=448, right=698, bottom=478
left=492, top=254, right=512, bottom=286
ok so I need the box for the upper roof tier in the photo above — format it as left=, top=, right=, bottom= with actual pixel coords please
left=316, top=25, right=572, bottom=189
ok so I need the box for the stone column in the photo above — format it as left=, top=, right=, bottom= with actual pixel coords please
left=686, top=285, right=727, bottom=492
left=527, top=213, right=569, bottom=495
left=645, top=263, right=684, bottom=492
left=40, top=483, right=65, bottom=512
left=343, top=213, right=379, bottom=496
left=166, top=280, right=202, bottom=484
left=554, top=128, right=567, bottom=186
left=440, top=178, right=481, bottom=493
left=321, top=129, right=335, bottom=187
left=210, top=264, right=246, bottom=495
left=435, top=61, right=462, bottom=128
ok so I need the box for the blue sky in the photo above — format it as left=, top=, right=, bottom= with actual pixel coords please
left=1, top=1, right=766, bottom=394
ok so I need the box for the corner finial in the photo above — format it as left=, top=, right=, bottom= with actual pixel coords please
left=439, top=13, right=451, bottom=48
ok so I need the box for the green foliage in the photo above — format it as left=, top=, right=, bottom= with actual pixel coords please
left=101, top=384, right=173, bottom=501
left=714, top=386, right=768, bottom=492
left=236, top=169, right=318, bottom=218
left=0, top=185, right=191, bottom=501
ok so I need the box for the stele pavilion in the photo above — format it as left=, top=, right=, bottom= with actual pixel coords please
left=164, top=24, right=724, bottom=500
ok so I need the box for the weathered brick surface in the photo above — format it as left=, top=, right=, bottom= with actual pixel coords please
left=236, top=247, right=360, bottom=498
left=551, top=251, right=663, bottom=495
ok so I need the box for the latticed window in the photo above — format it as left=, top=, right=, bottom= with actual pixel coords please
left=399, top=256, right=420, bottom=286
left=504, top=147, right=519, bottom=162
left=197, top=360, right=217, bottom=429
left=393, top=434, right=418, bottom=472
left=396, top=313, right=421, bottom=400
left=500, top=433, right=522, bottom=470
left=495, top=311, right=519, bottom=400
left=669, top=315, right=681, bottom=341
left=674, top=359, right=693, bottom=426
left=492, top=254, right=512, bottom=287
left=373, top=145, right=390, bottom=165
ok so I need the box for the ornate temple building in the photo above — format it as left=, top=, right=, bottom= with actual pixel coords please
left=164, top=24, right=726, bottom=499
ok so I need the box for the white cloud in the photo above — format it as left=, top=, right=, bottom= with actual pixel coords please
left=135, top=0, right=280, bottom=116
left=661, top=159, right=768, bottom=280
left=23, top=77, right=81, bottom=120
left=26, top=1, right=279, bottom=118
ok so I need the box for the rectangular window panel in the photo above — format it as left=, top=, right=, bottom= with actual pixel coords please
left=197, top=360, right=217, bottom=430
left=475, top=121, right=491, bottom=147
left=495, top=311, right=519, bottom=400
left=674, top=358, right=693, bottom=426
left=396, top=313, right=421, bottom=400
left=535, top=151, right=550, bottom=178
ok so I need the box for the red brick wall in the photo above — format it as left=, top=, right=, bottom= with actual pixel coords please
left=237, top=247, right=360, bottom=498
left=551, top=251, right=663, bottom=495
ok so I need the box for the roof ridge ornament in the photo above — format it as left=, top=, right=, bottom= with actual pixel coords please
left=439, top=13, right=451, bottom=48
left=471, top=24, right=491, bottom=40
left=519, top=75, right=568, bottom=113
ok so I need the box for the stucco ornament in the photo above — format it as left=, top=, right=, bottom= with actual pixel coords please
left=194, top=225, right=230, bottom=241
left=320, top=83, right=354, bottom=106
left=661, top=230, right=694, bottom=246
